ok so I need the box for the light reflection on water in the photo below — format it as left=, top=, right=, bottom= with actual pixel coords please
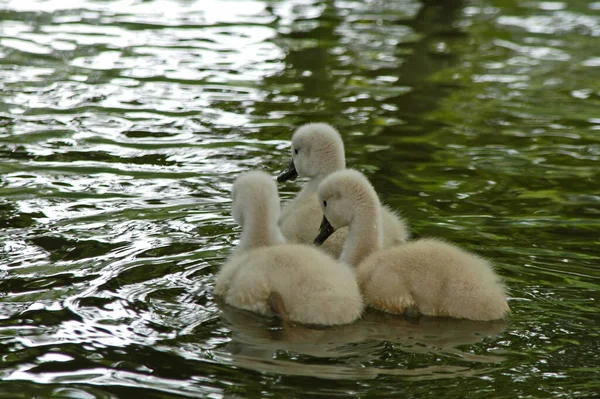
left=1, top=0, right=599, bottom=397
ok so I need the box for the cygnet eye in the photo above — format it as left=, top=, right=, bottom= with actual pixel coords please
left=294, top=148, right=299, bottom=155
left=323, top=200, right=327, bottom=207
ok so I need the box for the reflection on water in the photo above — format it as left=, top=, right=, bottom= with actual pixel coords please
left=219, top=304, right=506, bottom=380
left=1, top=0, right=599, bottom=397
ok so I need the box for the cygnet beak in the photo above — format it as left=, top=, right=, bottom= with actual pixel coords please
left=276, top=159, right=298, bottom=182
left=314, top=215, right=334, bottom=246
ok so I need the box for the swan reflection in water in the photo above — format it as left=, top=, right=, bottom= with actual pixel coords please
left=215, top=301, right=507, bottom=380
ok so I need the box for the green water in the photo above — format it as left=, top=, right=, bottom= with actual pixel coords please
left=1, top=0, right=599, bottom=397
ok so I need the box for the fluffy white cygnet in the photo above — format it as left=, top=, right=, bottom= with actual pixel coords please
left=277, top=122, right=409, bottom=257
left=214, top=171, right=363, bottom=326
left=315, top=169, right=510, bottom=321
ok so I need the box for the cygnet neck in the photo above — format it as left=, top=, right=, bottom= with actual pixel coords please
left=237, top=200, right=285, bottom=253
left=295, top=165, right=344, bottom=205
left=340, top=195, right=383, bottom=267
left=307, top=162, right=345, bottom=190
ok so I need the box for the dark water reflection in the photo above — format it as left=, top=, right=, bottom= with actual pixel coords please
left=1, top=0, right=599, bottom=397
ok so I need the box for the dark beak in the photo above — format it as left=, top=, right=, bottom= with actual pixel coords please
left=276, top=159, right=298, bottom=183
left=314, top=216, right=334, bottom=246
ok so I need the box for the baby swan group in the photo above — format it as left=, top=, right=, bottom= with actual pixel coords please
left=214, top=171, right=363, bottom=326
left=215, top=123, right=509, bottom=325
left=315, top=169, right=510, bottom=321
left=277, top=123, right=410, bottom=258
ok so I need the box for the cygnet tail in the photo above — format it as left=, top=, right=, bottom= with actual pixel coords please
left=268, top=291, right=292, bottom=327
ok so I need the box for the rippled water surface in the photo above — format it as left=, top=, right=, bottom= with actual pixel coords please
left=1, top=0, right=599, bottom=397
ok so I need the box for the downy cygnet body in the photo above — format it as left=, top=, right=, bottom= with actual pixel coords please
left=214, top=171, right=364, bottom=326
left=314, top=169, right=510, bottom=321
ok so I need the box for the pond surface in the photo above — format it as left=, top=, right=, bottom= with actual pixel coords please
left=1, top=0, right=599, bottom=397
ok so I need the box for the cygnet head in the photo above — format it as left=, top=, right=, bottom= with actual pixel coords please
left=231, top=171, right=280, bottom=227
left=277, top=123, right=346, bottom=182
left=314, top=169, right=380, bottom=245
